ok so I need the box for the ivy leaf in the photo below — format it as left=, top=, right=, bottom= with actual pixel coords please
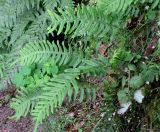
left=34, top=73, right=41, bottom=81
left=13, top=73, right=26, bottom=87
left=124, top=51, right=134, bottom=62
left=43, top=61, right=59, bottom=75
left=128, top=64, right=136, bottom=71
left=51, top=65, right=59, bottom=75
left=44, top=75, right=50, bottom=83
left=26, top=76, right=34, bottom=85
left=146, top=10, right=156, bottom=20
left=20, top=66, right=31, bottom=76
left=36, top=79, right=44, bottom=86
left=117, top=88, right=130, bottom=104
left=129, top=75, right=144, bottom=88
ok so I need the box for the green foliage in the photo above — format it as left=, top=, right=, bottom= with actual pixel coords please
left=129, top=75, right=144, bottom=88
left=47, top=5, right=114, bottom=39
left=18, top=40, right=73, bottom=65
left=117, top=88, right=130, bottom=104
left=97, top=0, right=136, bottom=14
left=0, top=0, right=41, bottom=27
left=11, top=40, right=106, bottom=130
left=0, top=0, right=159, bottom=131
left=11, top=58, right=104, bottom=130
left=142, top=63, right=160, bottom=83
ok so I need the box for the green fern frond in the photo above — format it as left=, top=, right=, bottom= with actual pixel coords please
left=10, top=55, right=105, bottom=130
left=97, top=0, right=136, bottom=15
left=25, top=11, right=49, bottom=41
left=43, top=0, right=58, bottom=8
left=79, top=59, right=106, bottom=75
left=10, top=89, right=37, bottom=120
left=18, top=41, right=72, bottom=66
left=31, top=72, right=79, bottom=129
left=0, top=65, right=19, bottom=90
left=109, top=48, right=123, bottom=69
left=44, top=0, right=74, bottom=9
left=9, top=10, right=48, bottom=49
left=0, top=27, right=11, bottom=48
left=64, top=58, right=107, bottom=76
left=47, top=5, right=111, bottom=39
left=9, top=10, right=35, bottom=46
left=0, top=0, right=41, bottom=27
left=0, top=53, right=20, bottom=90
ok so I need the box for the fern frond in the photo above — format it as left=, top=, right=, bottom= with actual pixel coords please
left=9, top=10, right=48, bottom=49
left=0, top=27, right=11, bottom=48
left=47, top=5, right=112, bottom=39
left=9, top=10, right=35, bottom=46
left=79, top=59, right=106, bottom=75
left=44, top=0, right=74, bottom=9
left=31, top=72, right=79, bottom=129
left=0, top=65, right=19, bottom=90
left=64, top=58, right=107, bottom=76
left=10, top=57, right=105, bottom=130
left=18, top=41, right=72, bottom=66
left=10, top=89, right=37, bottom=119
left=0, top=53, right=20, bottom=90
left=97, top=0, right=136, bottom=15
left=25, top=11, right=48, bottom=41
left=109, top=48, right=123, bottom=69
left=0, top=0, right=41, bottom=27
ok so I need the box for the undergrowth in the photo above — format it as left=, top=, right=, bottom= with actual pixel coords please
left=0, top=0, right=159, bottom=131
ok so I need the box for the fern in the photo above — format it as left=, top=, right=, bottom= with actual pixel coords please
left=25, top=11, right=49, bottom=41
left=96, top=0, right=160, bottom=21
left=10, top=40, right=106, bottom=130
left=0, top=52, right=20, bottom=90
left=11, top=88, right=39, bottom=120
left=0, top=0, right=41, bottom=27
left=47, top=5, right=113, bottom=39
left=44, top=0, right=74, bottom=9
left=124, top=0, right=160, bottom=17
left=1, top=0, right=159, bottom=131
left=109, top=48, right=123, bottom=69
left=0, top=0, right=50, bottom=89
left=0, top=27, right=11, bottom=48
left=17, top=40, right=74, bottom=66
left=31, top=73, right=79, bottom=129
left=9, top=10, right=49, bottom=48
left=150, top=0, right=160, bottom=9
left=10, top=60, right=104, bottom=131
left=97, top=0, right=136, bottom=15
